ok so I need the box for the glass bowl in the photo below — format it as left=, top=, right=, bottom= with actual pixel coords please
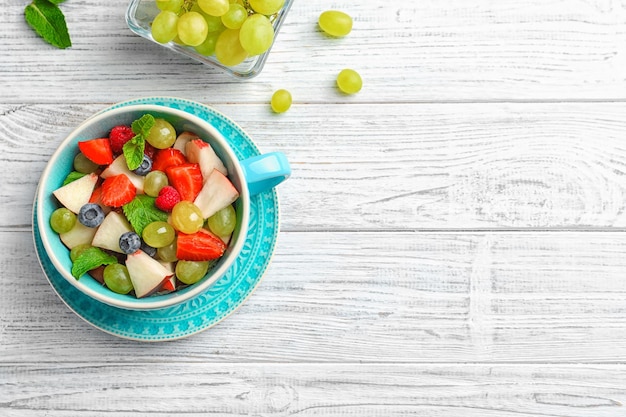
left=126, top=0, right=293, bottom=79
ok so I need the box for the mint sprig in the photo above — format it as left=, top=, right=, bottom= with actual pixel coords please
left=71, top=246, right=117, bottom=280
left=122, top=194, right=168, bottom=236
left=24, top=0, right=71, bottom=49
left=62, top=171, right=86, bottom=186
left=123, top=114, right=155, bottom=171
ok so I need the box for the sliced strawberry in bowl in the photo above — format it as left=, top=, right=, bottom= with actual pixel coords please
left=176, top=228, right=227, bottom=261
left=100, top=174, right=136, bottom=207
left=166, top=163, right=203, bottom=202
left=152, top=148, right=187, bottom=172
left=78, top=138, right=114, bottom=165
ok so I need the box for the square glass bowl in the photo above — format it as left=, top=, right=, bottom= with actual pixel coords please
left=126, top=0, right=293, bottom=79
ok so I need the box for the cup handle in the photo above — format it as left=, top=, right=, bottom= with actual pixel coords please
left=240, top=152, right=291, bottom=196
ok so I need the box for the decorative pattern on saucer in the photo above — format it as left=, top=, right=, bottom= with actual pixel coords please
left=33, top=97, right=280, bottom=341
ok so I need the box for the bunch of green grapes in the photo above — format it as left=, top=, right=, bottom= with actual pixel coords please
left=150, top=0, right=285, bottom=66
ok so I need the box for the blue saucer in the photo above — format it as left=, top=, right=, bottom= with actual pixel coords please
left=32, top=97, right=280, bottom=341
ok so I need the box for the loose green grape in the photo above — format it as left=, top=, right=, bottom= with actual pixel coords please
left=156, top=0, right=184, bottom=13
left=172, top=201, right=204, bottom=234
left=221, top=3, right=247, bottom=29
left=336, top=68, right=362, bottom=94
left=318, top=10, right=353, bottom=37
left=239, top=14, right=274, bottom=56
left=142, top=221, right=176, bottom=248
left=70, top=243, right=92, bottom=262
left=146, top=118, right=177, bottom=149
left=144, top=170, right=169, bottom=197
left=207, top=205, right=237, bottom=236
left=73, top=153, right=99, bottom=174
left=176, top=260, right=210, bottom=285
left=50, top=208, right=77, bottom=234
left=198, top=0, right=230, bottom=16
left=248, top=0, right=285, bottom=15
left=177, top=11, right=209, bottom=46
left=194, top=30, right=221, bottom=56
left=151, top=10, right=179, bottom=44
left=103, top=264, right=133, bottom=294
left=215, top=29, right=248, bottom=66
left=157, top=238, right=178, bottom=263
left=270, top=89, right=292, bottom=113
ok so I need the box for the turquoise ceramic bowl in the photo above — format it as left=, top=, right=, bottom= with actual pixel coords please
left=35, top=104, right=289, bottom=310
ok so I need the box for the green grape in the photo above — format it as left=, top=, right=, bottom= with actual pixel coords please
left=191, top=3, right=226, bottom=32
left=221, top=3, right=247, bottom=29
left=207, top=205, right=237, bottom=236
left=70, top=243, right=92, bottom=262
left=50, top=208, right=77, bottom=234
left=239, top=14, right=274, bottom=56
left=318, top=10, right=353, bottom=37
left=103, top=264, right=133, bottom=295
left=176, top=260, right=210, bottom=285
left=177, top=11, right=209, bottom=46
left=198, top=0, right=230, bottom=16
left=144, top=170, right=169, bottom=197
left=142, top=221, right=176, bottom=248
left=172, top=201, right=204, bottom=234
left=336, top=68, right=362, bottom=94
left=215, top=29, right=248, bottom=66
left=146, top=118, right=177, bottom=149
left=194, top=30, right=221, bottom=56
left=73, top=153, right=99, bottom=174
left=248, top=0, right=285, bottom=15
left=151, top=10, right=180, bottom=44
left=157, top=238, right=178, bottom=262
left=270, top=89, right=292, bottom=113
left=156, top=0, right=184, bottom=13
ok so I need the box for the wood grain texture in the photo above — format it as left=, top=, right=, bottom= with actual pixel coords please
left=2, top=102, right=625, bottom=230
left=2, top=363, right=625, bottom=416
left=1, top=0, right=625, bottom=103
left=4, top=229, right=626, bottom=363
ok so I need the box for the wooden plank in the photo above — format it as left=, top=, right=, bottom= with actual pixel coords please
left=1, top=363, right=625, bottom=416
left=4, top=102, right=626, bottom=230
left=1, top=1, right=625, bottom=102
left=5, top=230, right=626, bottom=363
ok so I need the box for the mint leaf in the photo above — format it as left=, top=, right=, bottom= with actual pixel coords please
left=123, top=137, right=145, bottom=171
left=122, top=195, right=168, bottom=236
left=25, top=0, right=71, bottom=49
left=62, top=171, right=86, bottom=186
left=132, top=114, right=156, bottom=137
left=123, top=114, right=156, bottom=171
left=71, top=247, right=117, bottom=280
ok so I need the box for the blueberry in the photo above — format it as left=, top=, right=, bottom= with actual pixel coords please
left=78, top=203, right=105, bottom=228
left=140, top=241, right=157, bottom=257
left=119, top=231, right=141, bottom=254
left=133, top=155, right=153, bottom=176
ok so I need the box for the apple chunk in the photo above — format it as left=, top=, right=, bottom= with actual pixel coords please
left=91, top=211, right=133, bottom=253
left=125, top=250, right=174, bottom=298
left=193, top=169, right=240, bottom=219
left=186, top=139, right=228, bottom=181
left=53, top=172, right=98, bottom=213
left=60, top=221, right=97, bottom=249
left=101, top=155, right=145, bottom=194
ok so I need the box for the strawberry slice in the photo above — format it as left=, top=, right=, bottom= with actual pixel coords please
left=166, top=163, right=203, bottom=202
left=78, top=138, right=114, bottom=165
left=100, top=174, right=136, bottom=207
left=176, top=229, right=227, bottom=261
left=152, top=148, right=187, bottom=172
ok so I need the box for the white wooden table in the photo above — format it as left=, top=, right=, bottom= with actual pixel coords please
left=2, top=0, right=626, bottom=415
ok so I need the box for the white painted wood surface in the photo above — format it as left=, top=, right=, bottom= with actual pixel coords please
left=2, top=0, right=626, bottom=415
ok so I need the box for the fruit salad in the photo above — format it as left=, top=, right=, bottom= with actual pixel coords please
left=49, top=114, right=240, bottom=298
